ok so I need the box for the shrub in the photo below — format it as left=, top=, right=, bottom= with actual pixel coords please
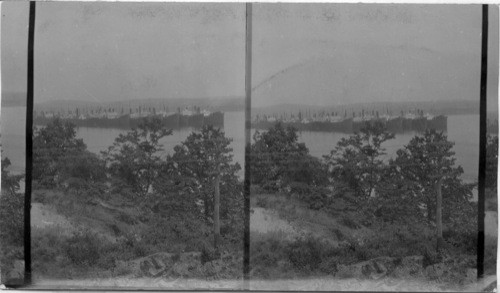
left=288, top=182, right=312, bottom=195
left=285, top=235, right=328, bottom=272
left=64, top=229, right=101, bottom=266
left=255, top=196, right=269, bottom=208
left=289, top=184, right=331, bottom=211
left=339, top=214, right=361, bottom=229
left=331, top=228, right=345, bottom=241
left=249, top=231, right=293, bottom=278
left=201, top=243, right=216, bottom=264
left=484, top=236, right=497, bottom=275
left=443, top=229, right=477, bottom=255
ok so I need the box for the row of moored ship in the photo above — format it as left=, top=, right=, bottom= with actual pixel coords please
left=252, top=109, right=447, bottom=133
left=34, top=106, right=224, bottom=129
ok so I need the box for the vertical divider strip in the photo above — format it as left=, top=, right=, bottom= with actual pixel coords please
left=243, top=2, right=252, bottom=289
left=24, top=0, right=36, bottom=286
left=477, top=3, right=488, bottom=280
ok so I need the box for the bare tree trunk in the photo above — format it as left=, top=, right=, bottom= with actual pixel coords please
left=214, top=165, right=221, bottom=256
left=435, top=178, right=444, bottom=251
left=426, top=196, right=433, bottom=222
left=204, top=193, right=210, bottom=223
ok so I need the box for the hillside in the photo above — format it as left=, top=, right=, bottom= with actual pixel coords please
left=30, top=189, right=242, bottom=284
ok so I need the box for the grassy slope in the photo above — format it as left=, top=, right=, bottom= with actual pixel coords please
left=250, top=192, right=486, bottom=291
left=249, top=193, right=373, bottom=280
left=32, top=189, right=144, bottom=241
left=31, top=189, right=149, bottom=279
left=251, top=193, right=372, bottom=245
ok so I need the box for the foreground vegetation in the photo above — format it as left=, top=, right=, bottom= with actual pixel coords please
left=0, top=118, right=497, bottom=287
left=249, top=122, right=495, bottom=286
left=2, top=117, right=244, bottom=281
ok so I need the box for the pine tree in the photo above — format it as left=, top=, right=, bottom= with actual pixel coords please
left=168, top=125, right=241, bottom=254
left=391, top=129, right=474, bottom=250
left=324, top=121, right=395, bottom=198
left=102, top=117, right=172, bottom=197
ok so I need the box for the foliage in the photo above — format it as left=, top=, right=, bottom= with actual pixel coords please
left=64, top=229, right=102, bottom=266
left=103, top=117, right=172, bottom=197
left=0, top=190, right=24, bottom=249
left=138, top=212, right=211, bottom=253
left=390, top=129, right=474, bottom=223
left=251, top=122, right=328, bottom=190
left=162, top=126, right=243, bottom=230
left=285, top=235, right=330, bottom=272
left=1, top=157, right=23, bottom=195
left=59, top=150, right=107, bottom=197
left=324, top=121, right=395, bottom=198
left=0, top=155, right=24, bottom=272
left=33, top=118, right=87, bottom=187
left=61, top=150, right=106, bottom=183
left=486, top=134, right=498, bottom=190
left=33, top=226, right=149, bottom=277
left=484, top=235, right=497, bottom=275
left=288, top=184, right=331, bottom=210
left=371, top=164, right=426, bottom=225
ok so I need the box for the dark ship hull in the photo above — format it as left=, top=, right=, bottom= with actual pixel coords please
left=251, top=115, right=447, bottom=134
left=34, top=112, right=224, bottom=130
left=427, top=115, right=447, bottom=132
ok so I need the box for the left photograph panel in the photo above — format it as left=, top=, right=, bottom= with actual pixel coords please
left=1, top=2, right=246, bottom=289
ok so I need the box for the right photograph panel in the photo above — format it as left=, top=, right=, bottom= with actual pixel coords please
left=249, top=4, right=498, bottom=291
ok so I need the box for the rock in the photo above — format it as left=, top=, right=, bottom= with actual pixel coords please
left=139, top=254, right=171, bottom=277
left=464, top=268, right=477, bottom=284
left=391, top=255, right=424, bottom=278
left=2, top=260, right=24, bottom=285
left=336, top=257, right=398, bottom=279
left=401, top=255, right=424, bottom=268
left=178, top=251, right=201, bottom=264
left=120, top=252, right=202, bottom=277
left=7, top=260, right=24, bottom=280
left=425, top=263, right=446, bottom=280
left=336, top=264, right=362, bottom=279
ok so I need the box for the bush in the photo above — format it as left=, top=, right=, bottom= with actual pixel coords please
left=250, top=231, right=295, bottom=278
left=255, top=196, right=269, bottom=208
left=484, top=236, right=497, bottom=275
left=200, top=242, right=217, bottom=264
left=64, top=229, right=102, bottom=266
left=34, top=226, right=141, bottom=277
left=285, top=235, right=337, bottom=273
left=339, top=214, right=361, bottom=229
left=288, top=184, right=331, bottom=210
left=443, top=229, right=477, bottom=255
left=288, top=182, right=312, bottom=195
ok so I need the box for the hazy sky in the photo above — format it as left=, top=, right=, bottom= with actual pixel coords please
left=252, top=4, right=499, bottom=108
left=2, top=3, right=498, bottom=109
left=2, top=2, right=246, bottom=102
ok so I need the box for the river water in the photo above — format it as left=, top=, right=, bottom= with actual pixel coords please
left=1, top=107, right=479, bottom=183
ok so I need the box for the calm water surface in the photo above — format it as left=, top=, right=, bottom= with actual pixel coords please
left=1, top=107, right=479, bottom=184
